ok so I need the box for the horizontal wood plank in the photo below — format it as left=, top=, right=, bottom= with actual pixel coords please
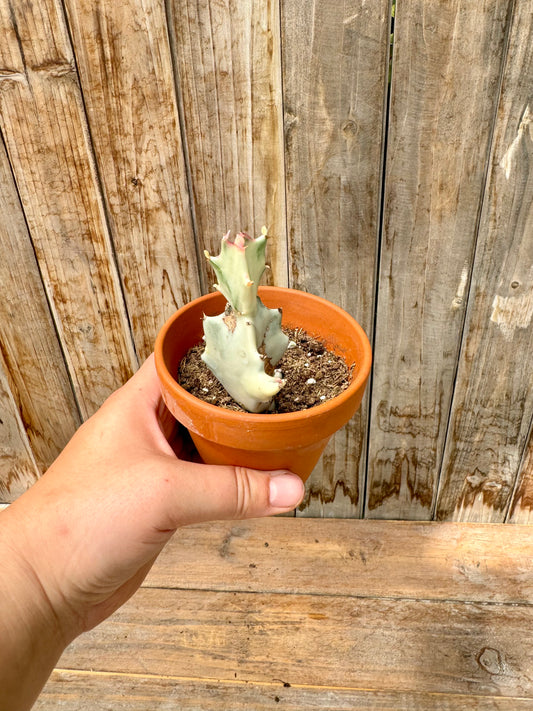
left=38, top=669, right=533, bottom=711
left=35, top=519, right=533, bottom=707
left=58, top=586, right=533, bottom=698
left=144, top=518, right=533, bottom=604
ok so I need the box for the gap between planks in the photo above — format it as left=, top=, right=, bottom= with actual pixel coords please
left=139, top=583, right=533, bottom=609
left=140, top=517, right=533, bottom=606
left=40, top=668, right=533, bottom=711
left=41, top=519, right=533, bottom=707
left=50, top=666, right=533, bottom=700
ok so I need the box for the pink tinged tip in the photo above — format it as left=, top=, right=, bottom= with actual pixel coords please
left=234, top=233, right=246, bottom=249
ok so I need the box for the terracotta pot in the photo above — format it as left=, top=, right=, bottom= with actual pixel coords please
left=154, top=286, right=372, bottom=482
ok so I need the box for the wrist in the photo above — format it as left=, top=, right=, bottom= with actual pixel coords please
left=0, top=507, right=75, bottom=710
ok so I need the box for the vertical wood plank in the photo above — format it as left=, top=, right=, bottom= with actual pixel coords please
left=0, top=0, right=137, bottom=419
left=365, top=0, right=513, bottom=520
left=167, top=0, right=287, bottom=287
left=283, top=0, right=390, bottom=516
left=63, top=0, right=201, bottom=360
left=436, top=4, right=533, bottom=522
left=507, top=429, right=533, bottom=524
left=0, top=353, right=40, bottom=502
left=0, top=135, right=80, bottom=481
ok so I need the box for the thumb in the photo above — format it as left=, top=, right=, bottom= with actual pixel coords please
left=156, top=458, right=305, bottom=527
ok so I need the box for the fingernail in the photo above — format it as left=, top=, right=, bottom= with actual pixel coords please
left=269, top=473, right=305, bottom=508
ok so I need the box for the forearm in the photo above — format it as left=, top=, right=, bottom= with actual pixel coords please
left=0, top=509, right=70, bottom=711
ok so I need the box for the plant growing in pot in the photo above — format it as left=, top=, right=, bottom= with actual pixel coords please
left=154, top=228, right=372, bottom=482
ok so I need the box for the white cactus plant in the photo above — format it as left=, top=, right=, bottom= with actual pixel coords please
left=202, top=227, right=289, bottom=413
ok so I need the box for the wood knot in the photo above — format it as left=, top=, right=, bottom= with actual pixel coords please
left=342, top=119, right=358, bottom=138
left=31, top=60, right=76, bottom=79
left=477, top=647, right=503, bottom=675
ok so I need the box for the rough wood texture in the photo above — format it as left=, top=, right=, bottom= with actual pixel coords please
left=37, top=670, right=533, bottom=711
left=435, top=2, right=533, bottom=522
left=508, top=431, right=533, bottom=524
left=168, top=0, right=287, bottom=288
left=0, top=356, right=40, bottom=501
left=63, top=0, right=201, bottom=360
left=1, top=1, right=532, bottom=520
left=366, top=0, right=513, bottom=520
left=283, top=0, right=390, bottom=517
left=0, top=0, right=137, bottom=419
left=38, top=519, right=533, bottom=709
left=144, top=519, right=533, bottom=604
left=0, top=136, right=80, bottom=479
left=58, top=590, right=533, bottom=695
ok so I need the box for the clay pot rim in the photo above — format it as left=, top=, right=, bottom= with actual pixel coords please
left=155, top=286, right=372, bottom=424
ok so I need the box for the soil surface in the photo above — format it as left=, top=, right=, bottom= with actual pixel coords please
left=178, top=328, right=353, bottom=413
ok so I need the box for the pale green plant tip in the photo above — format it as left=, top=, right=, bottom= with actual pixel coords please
left=201, top=228, right=289, bottom=413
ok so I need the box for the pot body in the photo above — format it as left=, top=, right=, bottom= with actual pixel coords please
left=154, top=287, right=372, bottom=482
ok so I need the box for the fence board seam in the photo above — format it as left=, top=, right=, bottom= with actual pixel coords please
left=0, top=129, right=83, bottom=423
left=363, top=0, right=396, bottom=518
left=60, top=0, right=140, bottom=371
left=432, top=0, right=517, bottom=521
left=0, top=128, right=83, bottom=433
left=138, top=582, right=533, bottom=608
left=163, top=0, right=206, bottom=296
left=506, top=410, right=533, bottom=522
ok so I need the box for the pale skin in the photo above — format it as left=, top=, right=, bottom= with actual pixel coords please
left=0, top=354, right=305, bottom=710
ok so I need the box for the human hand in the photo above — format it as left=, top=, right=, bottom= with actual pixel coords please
left=0, top=354, right=304, bottom=709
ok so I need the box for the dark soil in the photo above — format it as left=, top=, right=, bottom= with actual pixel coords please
left=178, top=328, right=353, bottom=413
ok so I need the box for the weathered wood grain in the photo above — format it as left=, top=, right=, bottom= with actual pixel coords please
left=1, top=0, right=532, bottom=521
left=282, top=0, right=390, bottom=516
left=38, top=669, right=533, bottom=711
left=366, top=0, right=513, bottom=520
left=168, top=0, right=287, bottom=288
left=0, top=0, right=137, bottom=419
left=63, top=0, right=201, bottom=360
left=0, top=135, right=80, bottom=482
left=144, top=518, right=533, bottom=605
left=59, top=583, right=533, bottom=698
left=0, top=355, right=40, bottom=502
left=435, top=3, right=533, bottom=522
left=40, top=519, right=533, bottom=707
left=508, top=428, right=533, bottom=524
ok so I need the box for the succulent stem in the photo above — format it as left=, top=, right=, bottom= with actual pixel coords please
left=201, top=228, right=289, bottom=413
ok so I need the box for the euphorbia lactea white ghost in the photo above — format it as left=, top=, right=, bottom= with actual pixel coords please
left=202, top=227, right=289, bottom=413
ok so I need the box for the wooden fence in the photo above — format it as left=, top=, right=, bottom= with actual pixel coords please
left=1, top=0, right=532, bottom=522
